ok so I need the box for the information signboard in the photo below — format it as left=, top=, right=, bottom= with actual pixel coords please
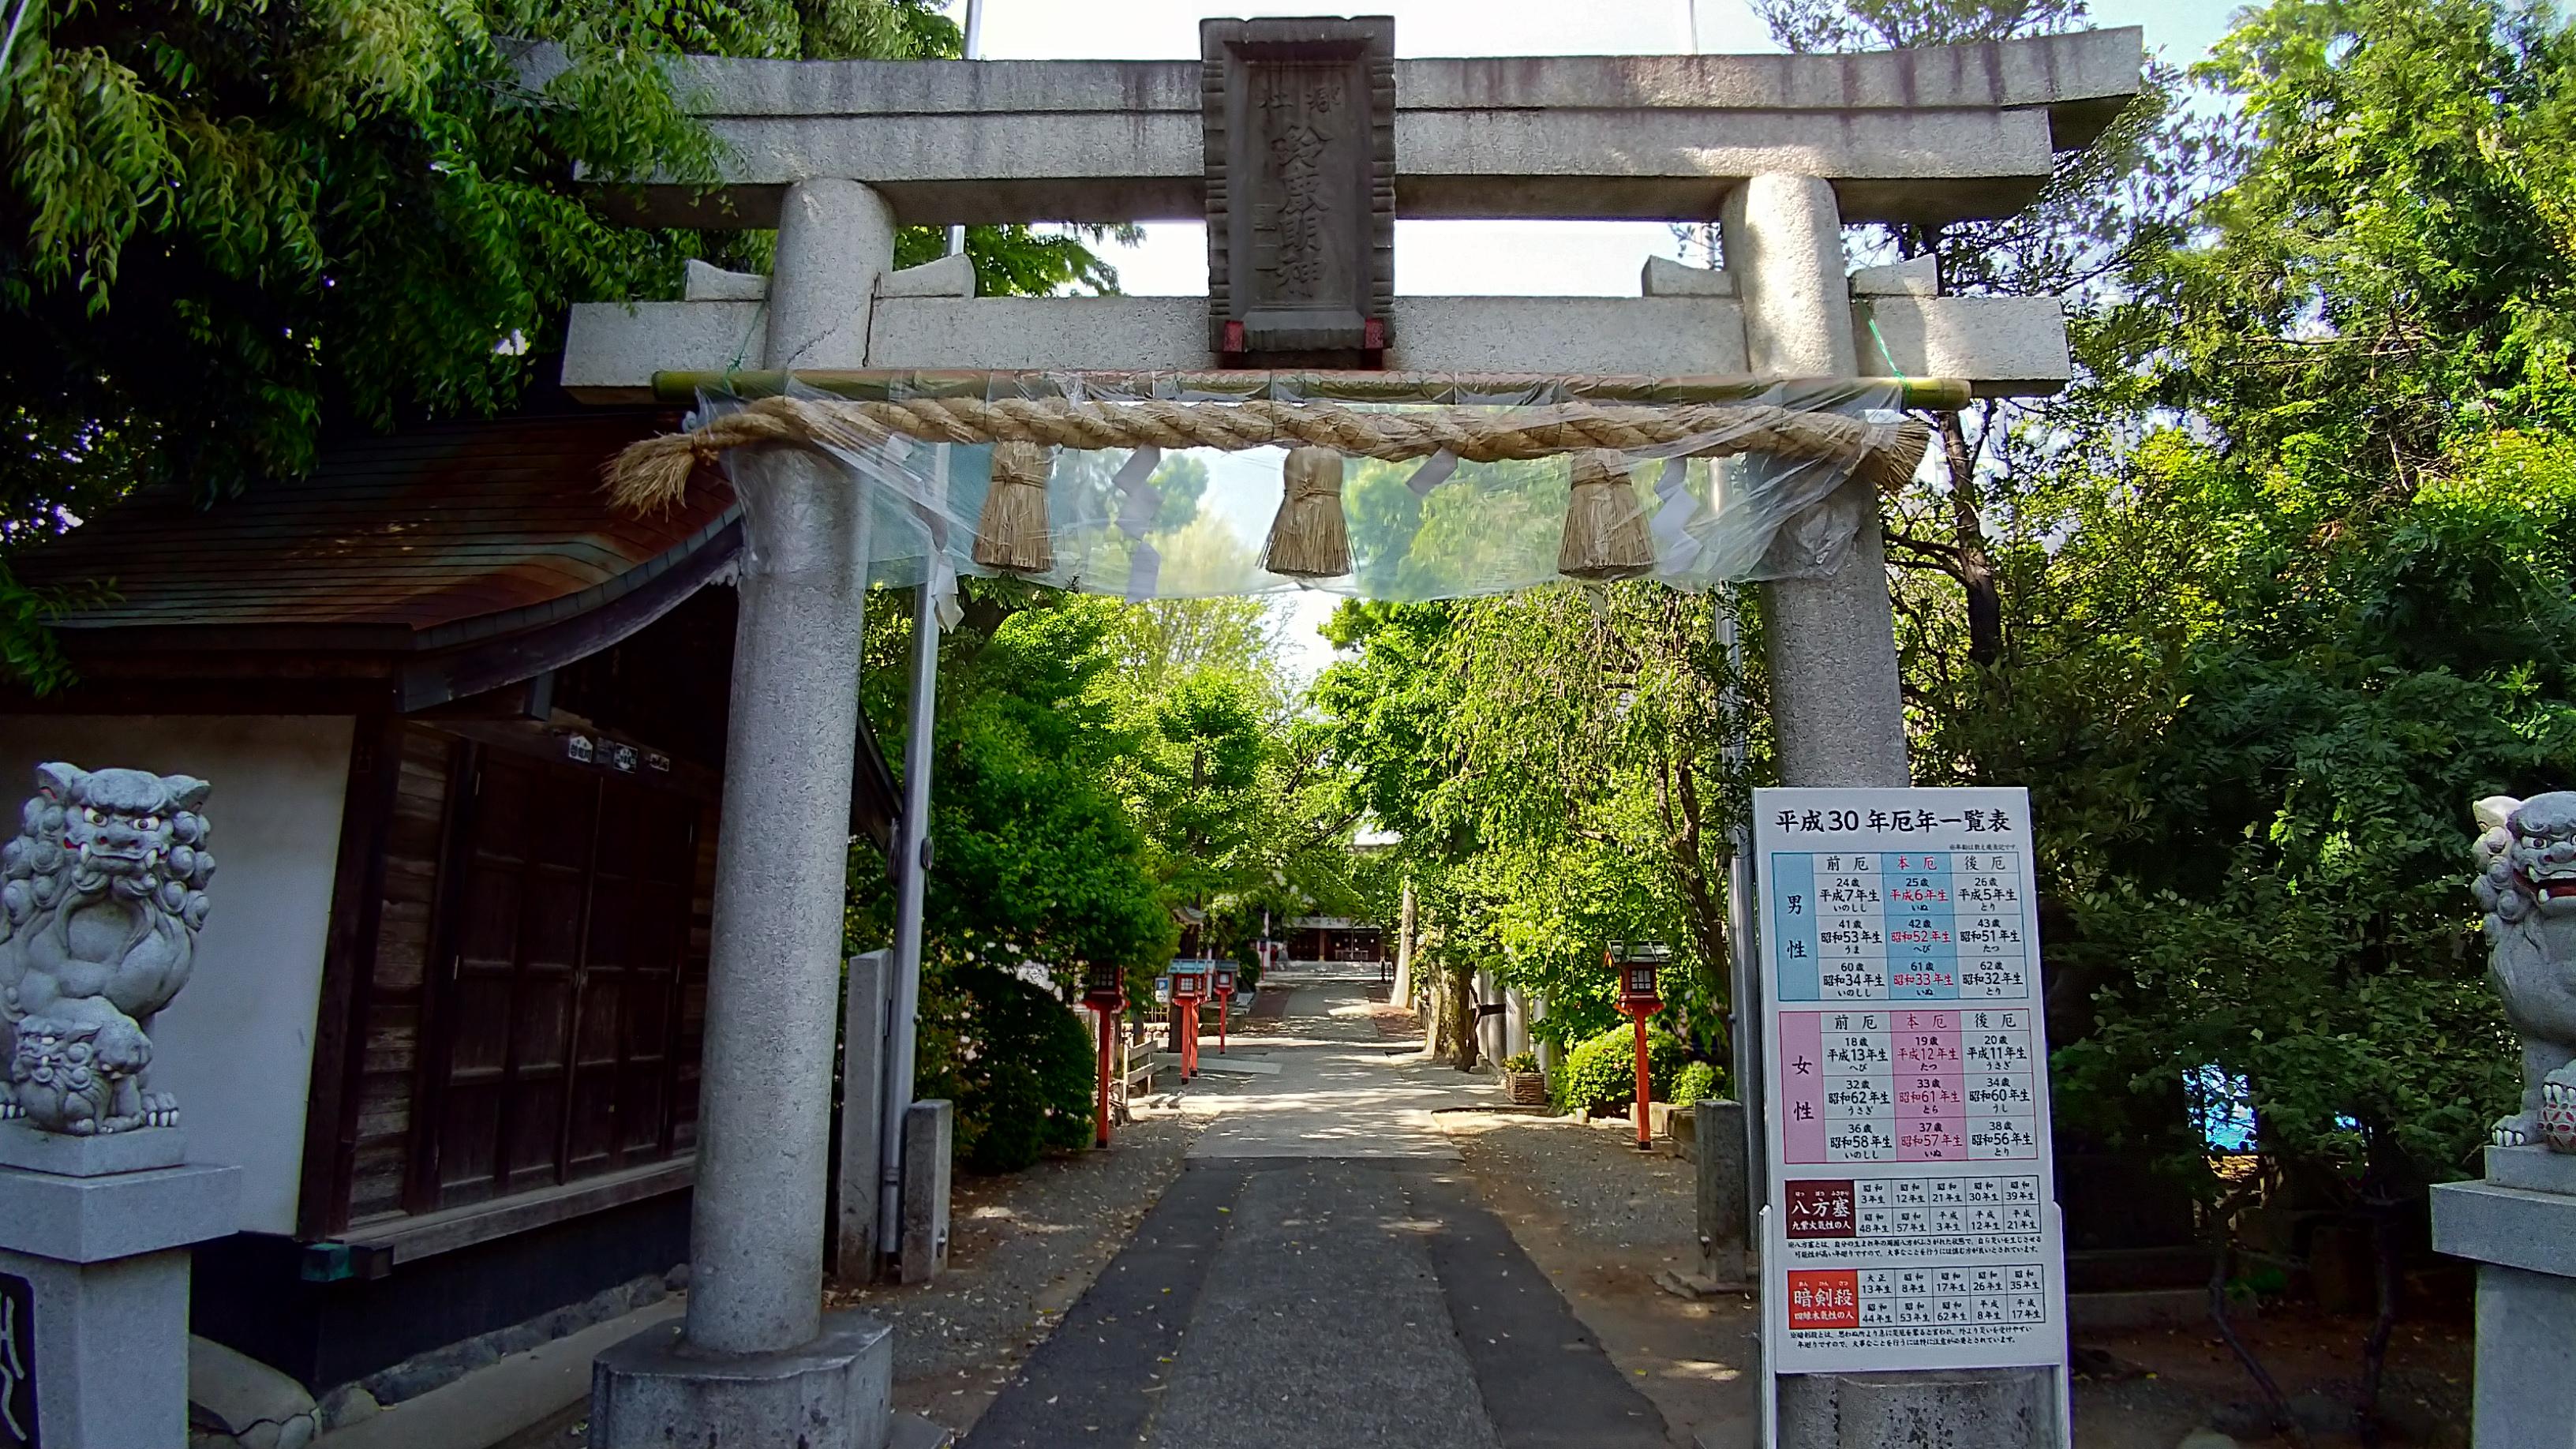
left=1752, top=788, right=2068, bottom=1383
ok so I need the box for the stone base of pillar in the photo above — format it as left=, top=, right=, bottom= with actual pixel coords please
left=590, top=1311, right=895, bottom=1449
left=2432, top=1149, right=2576, bottom=1447
left=1778, top=1366, right=2056, bottom=1448
left=0, top=1160, right=241, bottom=1449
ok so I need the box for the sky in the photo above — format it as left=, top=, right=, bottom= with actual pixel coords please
left=957, top=0, right=2248, bottom=681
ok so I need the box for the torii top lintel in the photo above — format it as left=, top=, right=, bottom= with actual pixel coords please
left=564, top=25, right=2144, bottom=233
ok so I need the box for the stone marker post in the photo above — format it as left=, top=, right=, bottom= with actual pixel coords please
left=0, top=765, right=242, bottom=1449
left=1727, top=176, right=2058, bottom=1446
left=591, top=178, right=900, bottom=1449
left=1694, top=1099, right=1750, bottom=1286
left=835, top=951, right=891, bottom=1284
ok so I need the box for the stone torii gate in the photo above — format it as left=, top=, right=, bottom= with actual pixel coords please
left=560, top=20, right=2144, bottom=1449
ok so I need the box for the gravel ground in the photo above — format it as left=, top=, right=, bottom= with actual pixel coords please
left=1453, top=1110, right=1701, bottom=1258
left=826, top=1099, right=1216, bottom=1435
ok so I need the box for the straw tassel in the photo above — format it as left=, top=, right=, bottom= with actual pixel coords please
left=973, top=440, right=1055, bottom=573
left=1558, top=451, right=1656, bottom=581
left=1263, top=447, right=1350, bottom=578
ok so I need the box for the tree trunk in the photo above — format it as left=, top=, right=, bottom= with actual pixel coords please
left=1939, top=409, right=2005, bottom=669
left=1447, top=964, right=1481, bottom=1071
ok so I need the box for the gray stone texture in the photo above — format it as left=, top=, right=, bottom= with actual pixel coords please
left=589, top=1311, right=893, bottom=1449
left=1642, top=255, right=1737, bottom=296
left=187, top=1335, right=318, bottom=1449
left=2, top=1245, right=192, bottom=1447
left=2436, top=1177, right=2576, bottom=1279
left=686, top=246, right=885, bottom=1354
left=1778, top=1367, right=2055, bottom=1449
left=566, top=31, right=2142, bottom=230
left=1694, top=1099, right=1750, bottom=1284
left=0, top=1161, right=238, bottom=1264
left=898, top=1099, right=952, bottom=1286
left=2486, top=1142, right=2576, bottom=1195
left=1727, top=174, right=1913, bottom=792
left=766, top=178, right=894, bottom=373
left=837, top=951, right=891, bottom=1284
left=0, top=1121, right=184, bottom=1176
left=2462, top=1263, right=2576, bottom=1448
left=560, top=290, right=2075, bottom=400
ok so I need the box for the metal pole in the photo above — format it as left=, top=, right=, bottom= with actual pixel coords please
left=875, top=0, right=982, bottom=1269
left=1717, top=600, right=1765, bottom=1233
left=875, top=586, right=939, bottom=1260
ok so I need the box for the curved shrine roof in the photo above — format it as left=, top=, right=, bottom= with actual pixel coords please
left=18, top=411, right=736, bottom=649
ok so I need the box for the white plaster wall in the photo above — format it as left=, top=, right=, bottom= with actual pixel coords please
left=0, top=716, right=354, bottom=1235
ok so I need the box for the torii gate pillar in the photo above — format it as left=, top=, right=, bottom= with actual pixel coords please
left=589, top=179, right=904, bottom=1449
left=1730, top=174, right=2059, bottom=1447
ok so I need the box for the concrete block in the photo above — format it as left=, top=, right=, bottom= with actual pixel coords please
left=1778, top=1366, right=2056, bottom=1449
left=1383, top=297, right=1747, bottom=375
left=561, top=300, right=766, bottom=402
left=1850, top=294, right=2069, bottom=395
left=2436, top=1178, right=2576, bottom=1279
left=876, top=253, right=976, bottom=299
left=836, top=952, right=891, bottom=1285
left=899, top=1100, right=952, bottom=1286
left=2466, top=1263, right=2576, bottom=1448
left=1850, top=254, right=1936, bottom=296
left=1, top=1244, right=193, bottom=1448
left=0, top=1122, right=184, bottom=1177
left=1694, top=1099, right=1750, bottom=1285
left=588, top=1311, right=893, bottom=1449
left=0, top=1163, right=239, bottom=1264
left=1642, top=256, right=1736, bottom=296
left=575, top=31, right=2143, bottom=230
left=683, top=259, right=766, bottom=301
left=188, top=1335, right=318, bottom=1449
left=2486, top=1144, right=2576, bottom=1195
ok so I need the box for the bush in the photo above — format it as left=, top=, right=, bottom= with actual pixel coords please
left=921, top=963, right=1098, bottom=1173
left=1500, top=1050, right=1540, bottom=1074
left=1555, top=1024, right=1692, bottom=1116
left=1671, top=1060, right=1722, bottom=1105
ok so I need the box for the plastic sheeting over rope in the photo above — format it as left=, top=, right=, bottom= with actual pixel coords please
left=608, top=373, right=1930, bottom=616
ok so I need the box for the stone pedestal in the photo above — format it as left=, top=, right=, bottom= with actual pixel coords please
left=590, top=1312, right=893, bottom=1449
left=1694, top=1099, right=1750, bottom=1286
left=2433, top=1146, right=2576, bottom=1447
left=0, top=1159, right=240, bottom=1448
left=898, top=1100, right=952, bottom=1286
left=1778, top=1366, right=2055, bottom=1449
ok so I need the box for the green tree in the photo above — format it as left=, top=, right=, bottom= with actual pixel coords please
left=3, top=0, right=1122, bottom=684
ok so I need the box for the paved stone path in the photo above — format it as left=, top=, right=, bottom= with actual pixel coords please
left=963, top=972, right=1671, bottom=1449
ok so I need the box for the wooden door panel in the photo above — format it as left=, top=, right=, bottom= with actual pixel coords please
left=416, top=743, right=709, bottom=1211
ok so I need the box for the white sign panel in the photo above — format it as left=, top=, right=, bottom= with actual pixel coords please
left=1753, top=788, right=2068, bottom=1376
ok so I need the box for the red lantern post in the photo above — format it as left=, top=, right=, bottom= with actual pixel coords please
left=1171, top=969, right=1208, bottom=1080
left=1084, top=965, right=1125, bottom=1148
left=1616, top=951, right=1664, bottom=1151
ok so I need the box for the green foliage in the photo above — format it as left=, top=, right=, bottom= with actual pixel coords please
left=915, top=961, right=1096, bottom=1174
left=1671, top=1060, right=1721, bottom=1106
left=2, top=0, right=1118, bottom=688
left=1874, top=0, right=2576, bottom=1191
left=852, top=587, right=1174, bottom=982
left=1500, top=1050, right=1540, bottom=1074
left=1312, top=585, right=1758, bottom=1061
left=1554, top=1024, right=1694, bottom=1116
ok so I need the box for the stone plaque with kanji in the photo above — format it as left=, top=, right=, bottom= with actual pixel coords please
left=1201, top=17, right=1395, bottom=362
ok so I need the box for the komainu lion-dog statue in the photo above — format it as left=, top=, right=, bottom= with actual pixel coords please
left=0, top=763, right=213, bottom=1136
left=2475, top=791, right=2576, bottom=1150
